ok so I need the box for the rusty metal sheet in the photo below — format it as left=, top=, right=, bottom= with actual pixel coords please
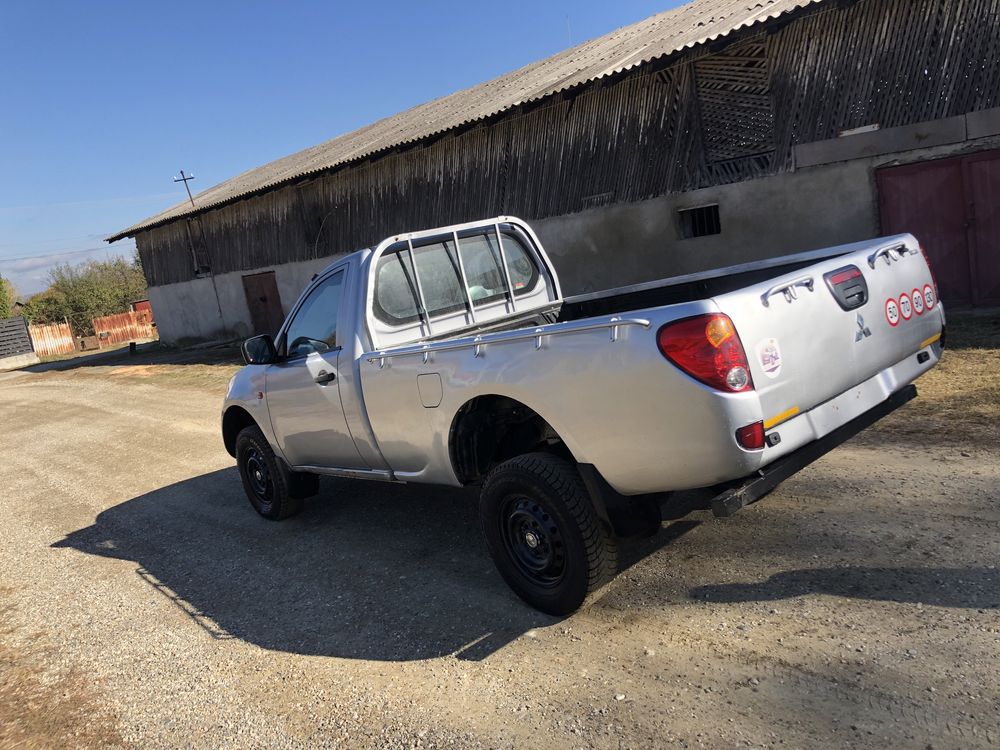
left=28, top=322, right=76, bottom=357
left=92, top=312, right=156, bottom=347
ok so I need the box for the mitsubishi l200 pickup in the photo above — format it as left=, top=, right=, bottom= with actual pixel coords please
left=222, top=216, right=944, bottom=614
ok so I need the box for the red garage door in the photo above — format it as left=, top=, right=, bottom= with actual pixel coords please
left=878, top=150, right=1000, bottom=306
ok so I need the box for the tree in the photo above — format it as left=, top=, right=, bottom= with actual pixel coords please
left=0, top=275, right=15, bottom=320
left=21, top=256, right=147, bottom=336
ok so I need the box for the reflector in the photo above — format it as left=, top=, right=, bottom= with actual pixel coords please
left=735, top=421, right=765, bottom=450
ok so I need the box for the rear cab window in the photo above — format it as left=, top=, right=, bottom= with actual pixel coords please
left=373, top=227, right=540, bottom=327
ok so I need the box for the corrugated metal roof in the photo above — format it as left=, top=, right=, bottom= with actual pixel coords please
left=109, top=0, right=824, bottom=242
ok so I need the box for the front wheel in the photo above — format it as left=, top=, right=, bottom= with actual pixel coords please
left=479, top=453, right=618, bottom=615
left=235, top=425, right=302, bottom=520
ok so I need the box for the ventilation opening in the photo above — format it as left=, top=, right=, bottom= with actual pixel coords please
left=677, top=204, right=721, bottom=239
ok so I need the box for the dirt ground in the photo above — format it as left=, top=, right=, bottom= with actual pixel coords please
left=1, top=315, right=998, bottom=749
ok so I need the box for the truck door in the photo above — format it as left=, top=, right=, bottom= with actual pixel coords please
left=265, top=269, right=370, bottom=470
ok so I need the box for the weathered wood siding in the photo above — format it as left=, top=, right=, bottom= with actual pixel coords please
left=137, top=0, right=1000, bottom=288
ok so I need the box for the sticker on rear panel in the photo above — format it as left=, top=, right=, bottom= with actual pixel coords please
left=757, top=338, right=782, bottom=378
left=899, top=292, right=913, bottom=321
left=885, top=297, right=900, bottom=327
left=912, top=287, right=925, bottom=315
left=923, top=284, right=936, bottom=310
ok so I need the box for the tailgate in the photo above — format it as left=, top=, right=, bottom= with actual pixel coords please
left=715, top=234, right=943, bottom=428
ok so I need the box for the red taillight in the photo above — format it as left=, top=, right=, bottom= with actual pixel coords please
left=657, top=314, right=754, bottom=392
left=735, top=421, right=765, bottom=451
left=829, top=267, right=862, bottom=285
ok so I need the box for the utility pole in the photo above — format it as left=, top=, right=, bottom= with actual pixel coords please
left=172, top=169, right=225, bottom=333
left=173, top=170, right=196, bottom=207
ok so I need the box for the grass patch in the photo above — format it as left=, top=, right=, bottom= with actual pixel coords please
left=35, top=343, right=243, bottom=393
left=866, top=311, right=1000, bottom=448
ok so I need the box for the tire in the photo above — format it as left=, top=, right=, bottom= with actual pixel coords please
left=235, top=425, right=303, bottom=520
left=479, top=453, right=618, bottom=615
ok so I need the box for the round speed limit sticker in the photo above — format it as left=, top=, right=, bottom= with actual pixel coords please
left=885, top=297, right=900, bottom=326
left=912, top=288, right=925, bottom=315
left=923, top=284, right=936, bottom=310
left=899, top=293, right=913, bottom=320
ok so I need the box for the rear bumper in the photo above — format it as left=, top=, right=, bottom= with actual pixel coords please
left=711, top=383, right=917, bottom=517
left=756, top=340, right=940, bottom=467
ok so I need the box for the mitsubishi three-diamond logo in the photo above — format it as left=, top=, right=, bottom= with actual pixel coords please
left=855, top=313, right=872, bottom=342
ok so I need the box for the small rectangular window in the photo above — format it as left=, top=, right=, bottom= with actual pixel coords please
left=677, top=204, right=721, bottom=239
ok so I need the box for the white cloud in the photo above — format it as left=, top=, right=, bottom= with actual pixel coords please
left=0, top=241, right=137, bottom=296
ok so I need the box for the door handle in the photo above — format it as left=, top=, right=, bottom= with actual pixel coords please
left=314, top=370, right=336, bottom=385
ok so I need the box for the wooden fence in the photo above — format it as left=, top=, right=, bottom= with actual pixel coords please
left=92, top=311, right=156, bottom=347
left=28, top=322, right=75, bottom=357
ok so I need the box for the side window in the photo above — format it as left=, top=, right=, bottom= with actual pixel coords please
left=285, top=271, right=344, bottom=359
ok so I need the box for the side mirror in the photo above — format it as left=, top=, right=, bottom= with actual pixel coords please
left=241, top=335, right=277, bottom=365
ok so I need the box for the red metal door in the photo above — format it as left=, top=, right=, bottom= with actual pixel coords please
left=877, top=158, right=971, bottom=305
left=241, top=271, right=285, bottom=337
left=963, top=151, right=1000, bottom=305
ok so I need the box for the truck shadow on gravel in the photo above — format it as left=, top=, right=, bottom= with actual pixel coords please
left=690, top=567, right=1000, bottom=608
left=52, top=468, right=558, bottom=662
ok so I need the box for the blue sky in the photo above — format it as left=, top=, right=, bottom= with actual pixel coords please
left=0, top=0, right=682, bottom=295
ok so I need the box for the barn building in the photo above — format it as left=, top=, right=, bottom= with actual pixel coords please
left=108, top=0, right=1000, bottom=344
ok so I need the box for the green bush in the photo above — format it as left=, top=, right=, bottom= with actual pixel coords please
left=0, top=276, right=13, bottom=320
left=21, top=256, right=147, bottom=336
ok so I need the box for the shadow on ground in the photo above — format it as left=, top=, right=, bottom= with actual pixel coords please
left=691, top=566, right=1000, bottom=608
left=53, top=469, right=555, bottom=661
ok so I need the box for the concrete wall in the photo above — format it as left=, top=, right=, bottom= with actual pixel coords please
left=0, top=351, right=40, bottom=372
left=536, top=129, right=1000, bottom=295
left=533, top=158, right=879, bottom=295
left=148, top=126, right=1000, bottom=344
left=149, top=255, right=344, bottom=344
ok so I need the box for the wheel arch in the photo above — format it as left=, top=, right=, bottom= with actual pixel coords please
left=222, top=405, right=259, bottom=457
left=448, top=394, right=581, bottom=486
left=448, top=394, right=667, bottom=540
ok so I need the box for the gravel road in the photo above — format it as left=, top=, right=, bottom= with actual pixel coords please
left=1, top=345, right=997, bottom=749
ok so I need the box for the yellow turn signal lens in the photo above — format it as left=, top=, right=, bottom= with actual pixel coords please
left=705, top=316, right=735, bottom=348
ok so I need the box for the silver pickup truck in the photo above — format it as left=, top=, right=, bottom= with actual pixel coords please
left=222, top=216, right=944, bottom=614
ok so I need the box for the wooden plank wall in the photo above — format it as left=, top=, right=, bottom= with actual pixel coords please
left=137, top=0, right=1000, bottom=288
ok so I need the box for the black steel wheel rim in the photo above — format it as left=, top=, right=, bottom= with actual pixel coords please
left=499, top=495, right=566, bottom=587
left=245, top=448, right=273, bottom=502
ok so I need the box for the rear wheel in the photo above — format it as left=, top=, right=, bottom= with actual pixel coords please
left=480, top=453, right=618, bottom=615
left=235, top=425, right=302, bottom=520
